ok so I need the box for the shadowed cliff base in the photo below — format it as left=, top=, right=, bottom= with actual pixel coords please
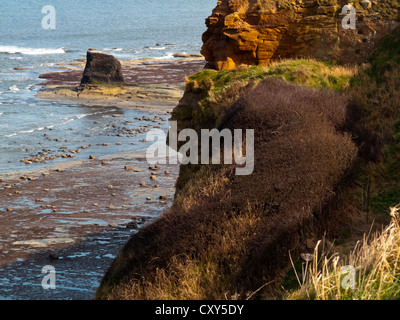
left=95, top=76, right=380, bottom=299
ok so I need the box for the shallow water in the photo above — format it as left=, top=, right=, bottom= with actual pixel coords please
left=0, top=102, right=170, bottom=172
left=0, top=0, right=216, bottom=300
left=0, top=0, right=216, bottom=172
left=0, top=228, right=135, bottom=300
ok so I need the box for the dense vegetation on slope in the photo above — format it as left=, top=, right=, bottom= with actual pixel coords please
left=96, top=30, right=400, bottom=300
left=283, top=31, right=400, bottom=300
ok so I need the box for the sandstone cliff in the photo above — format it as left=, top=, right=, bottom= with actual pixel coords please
left=201, top=0, right=400, bottom=69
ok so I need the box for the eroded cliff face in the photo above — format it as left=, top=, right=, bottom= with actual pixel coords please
left=201, top=0, right=400, bottom=69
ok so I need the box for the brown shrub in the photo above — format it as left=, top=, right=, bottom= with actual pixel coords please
left=96, top=78, right=379, bottom=300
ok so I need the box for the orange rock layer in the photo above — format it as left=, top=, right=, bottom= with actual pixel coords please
left=201, top=0, right=400, bottom=70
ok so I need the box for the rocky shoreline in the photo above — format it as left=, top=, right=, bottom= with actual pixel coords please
left=36, top=56, right=206, bottom=113
left=0, top=54, right=204, bottom=299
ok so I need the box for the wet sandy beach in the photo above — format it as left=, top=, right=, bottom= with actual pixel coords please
left=0, top=151, right=179, bottom=299
left=0, top=151, right=179, bottom=266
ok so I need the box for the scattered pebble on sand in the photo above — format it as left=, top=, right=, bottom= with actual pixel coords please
left=49, top=252, right=59, bottom=260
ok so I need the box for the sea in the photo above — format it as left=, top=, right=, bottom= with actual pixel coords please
left=0, top=0, right=217, bottom=300
left=0, top=0, right=216, bottom=172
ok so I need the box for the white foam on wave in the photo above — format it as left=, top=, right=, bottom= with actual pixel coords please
left=61, top=119, right=74, bottom=125
left=149, top=46, right=166, bottom=51
left=156, top=52, right=175, bottom=60
left=4, top=122, right=61, bottom=138
left=103, top=48, right=124, bottom=52
left=8, top=85, right=20, bottom=93
left=5, top=128, right=34, bottom=138
left=0, top=45, right=65, bottom=55
left=4, top=133, right=17, bottom=138
left=76, top=113, right=91, bottom=119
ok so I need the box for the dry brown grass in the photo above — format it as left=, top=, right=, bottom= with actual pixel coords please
left=286, top=205, right=400, bottom=300
left=105, top=208, right=263, bottom=300
left=349, top=66, right=400, bottom=143
left=173, top=166, right=231, bottom=212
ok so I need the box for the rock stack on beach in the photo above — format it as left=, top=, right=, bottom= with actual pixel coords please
left=80, top=49, right=125, bottom=85
left=36, top=50, right=206, bottom=111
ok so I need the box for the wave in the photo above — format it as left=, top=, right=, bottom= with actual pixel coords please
left=8, top=85, right=20, bottom=92
left=156, top=52, right=175, bottom=60
left=103, top=48, right=124, bottom=52
left=0, top=45, right=65, bottom=55
left=76, top=113, right=91, bottom=119
left=5, top=122, right=63, bottom=138
left=149, top=47, right=166, bottom=51
left=5, top=129, right=34, bottom=138
left=4, top=110, right=111, bottom=138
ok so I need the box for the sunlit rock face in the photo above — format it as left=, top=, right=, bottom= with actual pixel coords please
left=201, top=0, right=400, bottom=70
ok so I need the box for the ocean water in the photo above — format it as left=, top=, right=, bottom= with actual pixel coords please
left=0, top=0, right=216, bottom=172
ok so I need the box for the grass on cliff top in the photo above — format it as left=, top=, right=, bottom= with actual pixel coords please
left=182, top=59, right=358, bottom=131
left=189, top=59, right=357, bottom=93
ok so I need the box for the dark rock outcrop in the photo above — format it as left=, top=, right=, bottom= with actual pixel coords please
left=80, top=49, right=124, bottom=85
